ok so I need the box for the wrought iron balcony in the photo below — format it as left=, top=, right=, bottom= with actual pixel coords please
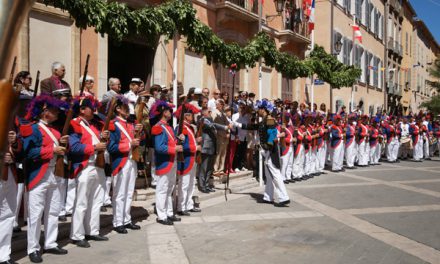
left=279, top=12, right=311, bottom=45
left=216, top=0, right=259, bottom=23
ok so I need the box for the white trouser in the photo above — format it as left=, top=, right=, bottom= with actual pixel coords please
left=103, top=176, right=112, bottom=206
left=149, top=148, right=158, bottom=186
left=70, top=165, right=105, bottom=240
left=27, top=167, right=60, bottom=254
left=292, top=146, right=305, bottom=179
left=280, top=147, right=293, bottom=181
left=369, top=144, right=381, bottom=164
left=357, top=141, right=369, bottom=165
left=331, top=143, right=344, bottom=171
left=14, top=182, right=26, bottom=228
left=413, top=136, right=424, bottom=161
left=316, top=144, right=326, bottom=172
left=262, top=150, right=290, bottom=203
left=423, top=137, right=430, bottom=158
left=304, top=149, right=313, bottom=175
left=177, top=165, right=196, bottom=212
left=325, top=142, right=331, bottom=165
left=112, top=159, right=137, bottom=227
left=57, top=177, right=67, bottom=216
left=437, top=140, right=440, bottom=157
left=310, top=149, right=317, bottom=174
left=345, top=140, right=356, bottom=167
left=65, top=178, right=77, bottom=215
left=387, top=137, right=400, bottom=162
left=0, top=169, right=17, bottom=262
left=155, top=163, right=176, bottom=221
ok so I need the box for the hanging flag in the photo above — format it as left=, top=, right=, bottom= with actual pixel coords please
left=380, top=67, right=386, bottom=71
left=352, top=19, right=362, bottom=43
left=368, top=66, right=373, bottom=70
left=308, top=0, right=315, bottom=32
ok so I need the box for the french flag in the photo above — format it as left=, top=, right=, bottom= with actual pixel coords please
left=308, top=0, right=315, bottom=32
left=352, top=18, right=362, bottom=43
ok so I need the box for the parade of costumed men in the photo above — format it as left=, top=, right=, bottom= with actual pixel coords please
left=0, top=61, right=439, bottom=263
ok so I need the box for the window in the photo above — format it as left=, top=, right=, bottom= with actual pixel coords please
left=281, top=76, right=292, bottom=100
left=365, top=1, right=371, bottom=29
left=216, top=65, right=240, bottom=97
left=405, top=32, right=408, bottom=54
left=373, top=57, right=379, bottom=87
left=371, top=7, right=376, bottom=33
left=354, top=45, right=364, bottom=82
left=374, top=10, right=379, bottom=36
left=364, top=51, right=370, bottom=83
left=355, top=0, right=363, bottom=22
left=378, top=60, right=383, bottom=89
left=378, top=13, right=383, bottom=40
left=343, top=0, right=351, bottom=12
left=336, top=99, right=344, bottom=112
left=343, top=38, right=352, bottom=66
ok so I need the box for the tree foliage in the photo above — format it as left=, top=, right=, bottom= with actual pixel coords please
left=43, top=0, right=361, bottom=88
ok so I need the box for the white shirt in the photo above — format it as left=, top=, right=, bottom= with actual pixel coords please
left=400, top=123, right=410, bottom=137
left=208, top=98, right=217, bottom=111
left=124, top=90, right=138, bottom=115
left=232, top=113, right=250, bottom=141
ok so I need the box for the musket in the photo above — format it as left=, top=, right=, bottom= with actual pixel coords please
left=173, top=103, right=186, bottom=216
left=54, top=103, right=74, bottom=177
left=279, top=107, right=286, bottom=156
left=195, top=116, right=203, bottom=164
left=132, top=97, right=146, bottom=162
left=79, top=54, right=90, bottom=96
left=96, top=97, right=117, bottom=169
left=1, top=57, right=19, bottom=180
left=32, top=70, right=40, bottom=98
left=8, top=56, right=16, bottom=84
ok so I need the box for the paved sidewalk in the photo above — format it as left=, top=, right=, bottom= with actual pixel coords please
left=13, top=158, right=440, bottom=264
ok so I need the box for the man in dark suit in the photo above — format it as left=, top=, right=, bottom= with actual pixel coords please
left=197, top=108, right=230, bottom=193
left=40, top=62, right=71, bottom=96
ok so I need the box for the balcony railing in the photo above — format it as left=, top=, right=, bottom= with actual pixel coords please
left=223, top=0, right=258, bottom=15
left=284, top=15, right=310, bottom=40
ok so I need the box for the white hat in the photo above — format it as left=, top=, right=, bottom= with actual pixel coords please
left=130, top=78, right=143, bottom=83
left=79, top=75, right=94, bottom=83
left=194, top=88, right=202, bottom=95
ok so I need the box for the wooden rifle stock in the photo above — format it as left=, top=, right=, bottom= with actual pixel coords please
left=279, top=108, right=286, bottom=153
left=0, top=80, right=18, bottom=179
left=32, top=70, right=40, bottom=98
left=54, top=105, right=74, bottom=177
left=79, top=54, right=90, bottom=96
left=96, top=98, right=116, bottom=169
left=2, top=58, right=19, bottom=180
left=132, top=97, right=146, bottom=162
left=195, top=117, right=203, bottom=164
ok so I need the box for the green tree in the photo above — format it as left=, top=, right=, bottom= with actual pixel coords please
left=421, top=57, right=440, bottom=115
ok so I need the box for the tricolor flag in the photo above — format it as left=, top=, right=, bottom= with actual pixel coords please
left=308, top=0, right=315, bottom=32
left=352, top=18, right=362, bottom=43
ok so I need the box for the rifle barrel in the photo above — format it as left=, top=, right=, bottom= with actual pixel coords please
left=79, top=54, right=90, bottom=96
left=33, top=70, right=40, bottom=98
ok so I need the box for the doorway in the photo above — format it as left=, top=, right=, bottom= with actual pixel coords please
left=108, top=38, right=156, bottom=93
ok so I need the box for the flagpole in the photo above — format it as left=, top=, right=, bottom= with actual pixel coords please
left=351, top=17, right=355, bottom=113
left=310, top=0, right=315, bottom=111
left=258, top=0, right=263, bottom=187
left=310, top=29, right=315, bottom=111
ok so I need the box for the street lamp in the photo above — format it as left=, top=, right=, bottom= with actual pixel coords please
left=266, top=0, right=286, bottom=20
left=333, top=38, right=343, bottom=56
